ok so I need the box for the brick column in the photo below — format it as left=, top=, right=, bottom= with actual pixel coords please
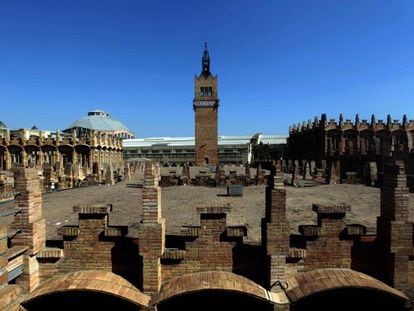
left=124, top=163, right=131, bottom=181
left=88, top=149, right=93, bottom=171
left=21, top=151, right=27, bottom=167
left=38, top=150, right=43, bottom=166
left=5, top=150, right=11, bottom=170
left=106, top=162, right=115, bottom=185
left=72, top=149, right=77, bottom=165
left=291, top=160, right=299, bottom=186
left=54, top=152, right=60, bottom=168
left=10, top=167, right=45, bottom=292
left=138, top=161, right=165, bottom=294
left=263, top=162, right=290, bottom=291
left=377, top=161, right=412, bottom=292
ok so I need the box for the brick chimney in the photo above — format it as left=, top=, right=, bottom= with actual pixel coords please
left=138, top=161, right=165, bottom=294
left=263, top=161, right=290, bottom=291
left=10, top=166, right=45, bottom=292
left=377, top=161, right=412, bottom=292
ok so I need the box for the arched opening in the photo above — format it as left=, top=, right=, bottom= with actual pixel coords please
left=41, top=145, right=58, bottom=166
left=291, top=287, right=410, bottom=311
left=74, top=144, right=91, bottom=169
left=284, top=269, right=411, bottom=311
left=23, top=290, right=143, bottom=311
left=0, top=146, right=7, bottom=170
left=25, top=145, right=41, bottom=167
left=93, top=162, right=100, bottom=175
left=153, top=271, right=279, bottom=310
left=8, top=145, right=24, bottom=166
left=21, top=271, right=150, bottom=311
left=58, top=145, right=74, bottom=166
left=156, top=290, right=274, bottom=311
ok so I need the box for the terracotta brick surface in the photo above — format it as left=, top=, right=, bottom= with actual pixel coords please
left=194, top=73, right=219, bottom=166
left=138, top=161, right=165, bottom=294
left=301, top=204, right=355, bottom=271
left=377, top=162, right=413, bottom=291
left=162, top=211, right=237, bottom=283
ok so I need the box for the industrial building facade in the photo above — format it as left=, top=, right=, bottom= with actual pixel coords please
left=123, top=134, right=287, bottom=165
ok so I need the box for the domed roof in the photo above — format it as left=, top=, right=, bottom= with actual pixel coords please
left=0, top=121, right=7, bottom=129
left=66, top=110, right=131, bottom=133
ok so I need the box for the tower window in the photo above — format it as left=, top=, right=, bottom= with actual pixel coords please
left=199, top=87, right=213, bottom=96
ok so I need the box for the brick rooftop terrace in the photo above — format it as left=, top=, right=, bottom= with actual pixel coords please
left=2, top=173, right=414, bottom=242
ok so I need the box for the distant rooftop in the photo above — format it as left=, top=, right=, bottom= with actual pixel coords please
left=123, top=134, right=287, bottom=148
left=66, top=110, right=133, bottom=133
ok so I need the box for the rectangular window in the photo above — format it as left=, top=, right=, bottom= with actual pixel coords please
left=199, top=87, right=213, bottom=96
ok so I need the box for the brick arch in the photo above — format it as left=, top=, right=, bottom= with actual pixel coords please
left=284, top=268, right=409, bottom=303
left=74, top=144, right=91, bottom=151
left=152, top=271, right=284, bottom=306
left=22, top=271, right=150, bottom=308
left=40, top=144, right=58, bottom=151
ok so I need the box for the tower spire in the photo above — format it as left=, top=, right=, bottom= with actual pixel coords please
left=202, top=42, right=211, bottom=75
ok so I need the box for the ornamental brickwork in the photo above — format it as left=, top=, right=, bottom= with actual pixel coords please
left=0, top=160, right=412, bottom=309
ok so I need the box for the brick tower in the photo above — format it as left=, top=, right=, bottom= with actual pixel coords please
left=194, top=43, right=219, bottom=166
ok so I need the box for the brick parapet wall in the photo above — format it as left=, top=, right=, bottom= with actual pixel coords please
left=161, top=210, right=239, bottom=284
left=300, top=204, right=355, bottom=272
left=16, top=255, right=40, bottom=292
left=39, top=205, right=141, bottom=287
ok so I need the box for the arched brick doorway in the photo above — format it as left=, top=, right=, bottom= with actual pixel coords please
left=153, top=271, right=278, bottom=311
left=156, top=290, right=274, bottom=311
left=285, top=269, right=411, bottom=311
left=291, top=287, right=410, bottom=311
left=23, top=290, right=144, bottom=311
left=21, top=271, right=150, bottom=311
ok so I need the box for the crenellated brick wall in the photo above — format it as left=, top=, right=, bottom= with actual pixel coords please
left=161, top=206, right=246, bottom=284
left=299, top=204, right=365, bottom=271
left=39, top=204, right=141, bottom=287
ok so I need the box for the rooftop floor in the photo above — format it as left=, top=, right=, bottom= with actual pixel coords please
left=1, top=174, right=414, bottom=242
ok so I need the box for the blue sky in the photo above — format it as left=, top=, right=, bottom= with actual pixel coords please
left=0, top=0, right=413, bottom=136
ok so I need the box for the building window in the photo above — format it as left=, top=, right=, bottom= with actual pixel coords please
left=199, top=87, right=213, bottom=96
